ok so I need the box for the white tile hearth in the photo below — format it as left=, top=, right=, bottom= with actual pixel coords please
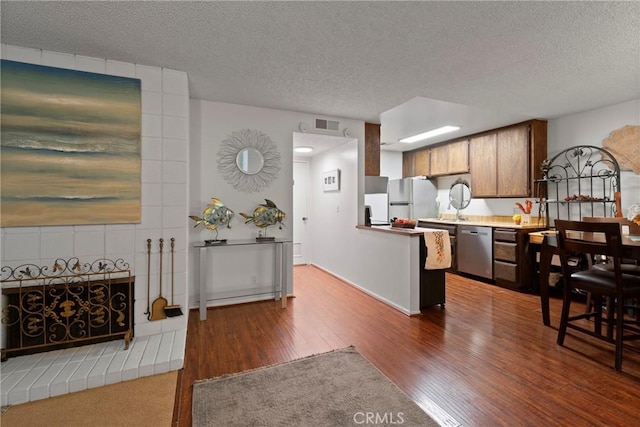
left=0, top=330, right=185, bottom=407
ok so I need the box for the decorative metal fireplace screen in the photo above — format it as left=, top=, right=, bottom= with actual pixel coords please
left=1, top=258, right=134, bottom=360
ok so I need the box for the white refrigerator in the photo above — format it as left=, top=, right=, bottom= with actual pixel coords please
left=388, top=178, right=438, bottom=220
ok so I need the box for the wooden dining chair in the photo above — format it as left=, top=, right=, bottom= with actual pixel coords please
left=582, top=217, right=640, bottom=324
left=555, top=220, right=640, bottom=371
left=582, top=216, right=640, bottom=274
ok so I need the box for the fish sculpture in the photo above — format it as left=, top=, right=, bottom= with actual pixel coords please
left=189, top=198, right=234, bottom=230
left=240, top=199, right=286, bottom=229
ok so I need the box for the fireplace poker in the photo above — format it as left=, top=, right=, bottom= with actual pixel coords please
left=150, top=238, right=167, bottom=320
left=145, top=239, right=152, bottom=320
left=164, top=237, right=184, bottom=317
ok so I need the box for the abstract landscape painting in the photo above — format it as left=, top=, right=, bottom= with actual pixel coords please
left=1, top=60, right=141, bottom=227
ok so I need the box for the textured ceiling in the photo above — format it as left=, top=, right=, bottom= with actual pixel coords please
left=1, top=1, right=639, bottom=151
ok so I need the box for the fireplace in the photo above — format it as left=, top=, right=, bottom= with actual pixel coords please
left=1, top=258, right=134, bottom=360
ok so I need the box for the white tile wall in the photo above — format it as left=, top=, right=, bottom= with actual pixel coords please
left=162, top=69, right=189, bottom=95
left=2, top=232, right=40, bottom=261
left=142, top=136, right=163, bottom=160
left=142, top=91, right=163, bottom=115
left=40, top=232, right=74, bottom=259
left=105, top=229, right=136, bottom=254
left=1, top=45, right=41, bottom=63
left=141, top=160, right=163, bottom=182
left=74, top=231, right=106, bottom=257
left=163, top=138, right=188, bottom=162
left=106, top=222, right=137, bottom=232
left=142, top=182, right=163, bottom=206
left=136, top=65, right=163, bottom=91
left=163, top=206, right=188, bottom=229
left=163, top=93, right=190, bottom=117
left=163, top=183, right=188, bottom=206
left=1, top=44, right=190, bottom=403
left=75, top=55, right=107, bottom=74
left=41, top=51, right=75, bottom=68
left=135, top=319, right=163, bottom=338
left=140, top=206, right=164, bottom=229
left=75, top=224, right=107, bottom=233
left=163, top=161, right=188, bottom=183
left=163, top=116, right=189, bottom=139
left=105, top=60, right=136, bottom=78
left=142, top=113, right=163, bottom=138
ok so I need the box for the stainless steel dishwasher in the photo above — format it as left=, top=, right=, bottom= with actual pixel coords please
left=458, top=226, right=493, bottom=279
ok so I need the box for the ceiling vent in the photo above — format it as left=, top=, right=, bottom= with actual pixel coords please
left=314, top=118, right=340, bottom=132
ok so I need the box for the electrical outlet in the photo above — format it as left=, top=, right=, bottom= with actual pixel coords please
left=336, top=204, right=340, bottom=213
left=251, top=275, right=258, bottom=284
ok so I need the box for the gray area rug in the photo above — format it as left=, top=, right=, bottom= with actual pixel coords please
left=192, top=346, right=442, bottom=426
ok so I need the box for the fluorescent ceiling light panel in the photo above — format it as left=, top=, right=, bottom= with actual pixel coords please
left=399, top=125, right=460, bottom=143
left=294, top=146, right=313, bottom=153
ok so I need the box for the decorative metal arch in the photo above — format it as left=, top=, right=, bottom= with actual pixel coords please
left=538, top=145, right=621, bottom=222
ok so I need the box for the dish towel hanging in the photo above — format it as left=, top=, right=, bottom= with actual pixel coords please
left=424, top=230, right=452, bottom=270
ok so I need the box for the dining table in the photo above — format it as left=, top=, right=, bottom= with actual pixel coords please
left=529, top=229, right=640, bottom=327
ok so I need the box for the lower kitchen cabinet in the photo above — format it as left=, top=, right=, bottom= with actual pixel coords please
left=419, top=234, right=446, bottom=309
left=417, top=221, right=457, bottom=272
left=493, top=227, right=544, bottom=291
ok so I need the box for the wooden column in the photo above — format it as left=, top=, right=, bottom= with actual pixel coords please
left=365, top=122, right=381, bottom=176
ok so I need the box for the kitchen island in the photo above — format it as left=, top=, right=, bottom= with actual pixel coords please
left=354, top=225, right=449, bottom=315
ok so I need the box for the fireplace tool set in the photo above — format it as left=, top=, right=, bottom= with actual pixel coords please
left=146, top=237, right=183, bottom=321
left=165, top=238, right=184, bottom=317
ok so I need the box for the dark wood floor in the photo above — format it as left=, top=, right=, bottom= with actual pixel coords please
left=173, top=265, right=640, bottom=426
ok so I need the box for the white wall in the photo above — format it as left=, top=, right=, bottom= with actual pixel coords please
left=188, top=100, right=365, bottom=306
left=308, top=142, right=424, bottom=310
left=308, top=138, right=359, bottom=271
left=547, top=99, right=640, bottom=213
left=381, top=150, right=403, bottom=179
left=436, top=174, right=523, bottom=218
left=0, top=44, right=190, bottom=339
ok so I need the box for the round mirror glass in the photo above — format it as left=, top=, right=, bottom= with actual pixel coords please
left=449, top=179, right=472, bottom=210
left=236, top=147, right=264, bottom=175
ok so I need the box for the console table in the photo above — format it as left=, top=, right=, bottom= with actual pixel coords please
left=195, top=239, right=291, bottom=320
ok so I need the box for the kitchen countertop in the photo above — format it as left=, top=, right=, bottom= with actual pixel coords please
left=417, top=218, right=547, bottom=230
left=356, top=225, right=446, bottom=236
left=528, top=230, right=557, bottom=244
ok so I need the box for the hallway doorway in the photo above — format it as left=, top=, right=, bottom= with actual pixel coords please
left=293, top=160, right=309, bottom=265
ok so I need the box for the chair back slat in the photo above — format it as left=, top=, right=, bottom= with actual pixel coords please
left=583, top=216, right=640, bottom=236
left=555, top=220, right=622, bottom=260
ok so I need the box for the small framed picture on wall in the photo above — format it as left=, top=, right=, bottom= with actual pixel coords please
left=322, top=169, right=340, bottom=192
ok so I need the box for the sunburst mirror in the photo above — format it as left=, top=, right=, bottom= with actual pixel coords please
left=217, top=129, right=281, bottom=193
